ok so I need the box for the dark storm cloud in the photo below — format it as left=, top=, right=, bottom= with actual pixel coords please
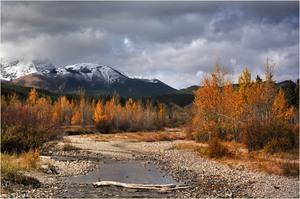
left=1, top=1, right=298, bottom=89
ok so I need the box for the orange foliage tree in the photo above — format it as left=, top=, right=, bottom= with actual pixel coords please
left=192, top=61, right=238, bottom=141
left=192, top=58, right=298, bottom=151
left=93, top=101, right=106, bottom=127
left=1, top=88, right=183, bottom=153
left=1, top=89, right=59, bottom=153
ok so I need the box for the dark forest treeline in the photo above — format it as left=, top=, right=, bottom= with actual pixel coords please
left=2, top=77, right=298, bottom=109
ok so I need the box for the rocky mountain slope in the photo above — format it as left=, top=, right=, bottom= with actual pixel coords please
left=0, top=59, right=55, bottom=81
left=1, top=60, right=176, bottom=98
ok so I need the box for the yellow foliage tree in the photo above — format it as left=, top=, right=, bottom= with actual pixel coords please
left=52, top=103, right=61, bottom=124
left=8, top=93, right=21, bottom=108
left=28, top=88, right=38, bottom=105
left=193, top=61, right=233, bottom=141
left=158, top=103, right=167, bottom=125
left=71, top=107, right=82, bottom=125
left=93, top=101, right=105, bottom=125
left=238, top=67, right=252, bottom=104
left=272, top=89, right=295, bottom=121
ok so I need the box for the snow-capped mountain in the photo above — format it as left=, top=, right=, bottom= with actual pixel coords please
left=0, top=60, right=128, bottom=84
left=2, top=60, right=176, bottom=97
left=0, top=59, right=55, bottom=81
left=133, top=76, right=160, bottom=83
left=42, top=63, right=128, bottom=84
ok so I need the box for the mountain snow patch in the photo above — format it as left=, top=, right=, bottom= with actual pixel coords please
left=0, top=59, right=55, bottom=81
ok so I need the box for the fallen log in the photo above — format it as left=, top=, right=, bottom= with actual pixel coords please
left=93, top=181, right=189, bottom=191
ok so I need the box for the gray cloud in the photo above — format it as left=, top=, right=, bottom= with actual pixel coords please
left=1, top=1, right=298, bottom=89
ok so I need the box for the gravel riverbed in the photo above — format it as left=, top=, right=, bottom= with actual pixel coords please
left=125, top=141, right=299, bottom=198
left=1, top=136, right=299, bottom=198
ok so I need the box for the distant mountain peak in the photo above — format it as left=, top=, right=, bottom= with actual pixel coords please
left=42, top=62, right=128, bottom=84
left=2, top=59, right=177, bottom=97
left=0, top=59, right=55, bottom=81
left=133, top=76, right=160, bottom=83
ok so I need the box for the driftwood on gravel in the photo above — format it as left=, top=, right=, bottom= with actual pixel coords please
left=93, top=181, right=189, bottom=191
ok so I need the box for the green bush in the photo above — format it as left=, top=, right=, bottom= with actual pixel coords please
left=208, top=137, right=229, bottom=158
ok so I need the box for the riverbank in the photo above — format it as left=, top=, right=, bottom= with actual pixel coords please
left=1, top=133, right=299, bottom=198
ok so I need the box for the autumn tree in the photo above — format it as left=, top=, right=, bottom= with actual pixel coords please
left=192, top=57, right=298, bottom=151
left=238, top=67, right=252, bottom=104
left=35, top=97, right=53, bottom=128
left=158, top=103, right=168, bottom=126
left=222, top=83, right=241, bottom=141
left=1, top=89, right=59, bottom=153
left=237, top=59, right=297, bottom=150
left=144, top=100, right=156, bottom=129
left=28, top=88, right=38, bottom=105
left=128, top=100, right=144, bottom=131
left=93, top=101, right=106, bottom=126
left=79, top=97, right=88, bottom=125
left=7, top=92, right=21, bottom=108
left=71, top=106, right=82, bottom=125
left=192, top=61, right=236, bottom=141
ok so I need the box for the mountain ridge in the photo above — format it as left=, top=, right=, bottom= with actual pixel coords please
left=1, top=59, right=176, bottom=98
left=0, top=59, right=55, bottom=80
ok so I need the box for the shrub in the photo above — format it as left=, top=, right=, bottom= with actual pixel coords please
left=1, top=105, right=59, bottom=153
left=194, top=131, right=209, bottom=143
left=281, top=162, right=299, bottom=176
left=264, top=138, right=293, bottom=154
left=240, top=119, right=295, bottom=151
left=240, top=120, right=267, bottom=150
left=184, top=124, right=195, bottom=140
left=19, top=150, right=41, bottom=170
left=2, top=151, right=43, bottom=185
left=95, top=120, right=116, bottom=133
left=173, top=142, right=210, bottom=157
left=1, top=153, right=20, bottom=181
left=292, top=124, right=299, bottom=148
left=208, top=137, right=229, bottom=158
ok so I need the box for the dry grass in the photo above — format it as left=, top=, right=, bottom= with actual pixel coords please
left=173, top=142, right=209, bottom=157
left=19, top=149, right=41, bottom=170
left=173, top=140, right=299, bottom=177
left=1, top=153, right=20, bottom=180
left=79, top=131, right=186, bottom=142
left=1, top=150, right=41, bottom=184
left=62, top=125, right=98, bottom=135
left=243, top=150, right=299, bottom=177
left=208, top=138, right=231, bottom=158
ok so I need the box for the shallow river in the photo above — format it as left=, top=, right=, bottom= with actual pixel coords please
left=65, top=160, right=179, bottom=185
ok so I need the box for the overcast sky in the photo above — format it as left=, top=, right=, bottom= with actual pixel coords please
left=1, top=1, right=299, bottom=89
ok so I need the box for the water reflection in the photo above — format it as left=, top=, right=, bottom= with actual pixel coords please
left=65, top=161, right=179, bottom=185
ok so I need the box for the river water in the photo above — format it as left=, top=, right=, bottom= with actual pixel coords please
left=65, top=160, right=179, bottom=185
